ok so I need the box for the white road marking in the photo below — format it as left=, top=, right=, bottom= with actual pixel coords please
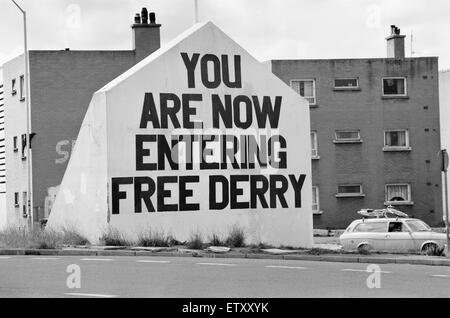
left=341, top=268, right=392, bottom=274
left=265, top=265, right=307, bottom=270
left=137, top=260, right=170, bottom=263
left=31, top=257, right=60, bottom=260
left=196, top=262, right=236, bottom=267
left=81, top=258, right=113, bottom=262
left=0, top=256, right=12, bottom=259
left=431, top=274, right=450, bottom=278
left=65, top=293, right=118, bottom=298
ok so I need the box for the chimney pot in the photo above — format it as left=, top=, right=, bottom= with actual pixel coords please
left=149, top=12, right=156, bottom=24
left=141, top=7, right=149, bottom=24
left=134, top=13, right=141, bottom=24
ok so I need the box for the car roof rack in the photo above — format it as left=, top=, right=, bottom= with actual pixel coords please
left=357, top=205, right=409, bottom=219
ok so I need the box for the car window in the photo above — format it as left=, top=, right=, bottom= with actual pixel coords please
left=353, top=222, right=387, bottom=233
left=388, top=222, right=407, bottom=232
left=405, top=220, right=432, bottom=232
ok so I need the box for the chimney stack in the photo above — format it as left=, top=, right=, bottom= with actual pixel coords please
left=132, top=7, right=161, bottom=62
left=386, top=25, right=406, bottom=59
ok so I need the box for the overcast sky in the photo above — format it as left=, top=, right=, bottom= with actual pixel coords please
left=1, top=0, right=450, bottom=82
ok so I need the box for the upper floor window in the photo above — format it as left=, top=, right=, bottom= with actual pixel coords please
left=311, top=131, right=319, bottom=159
left=334, top=130, right=362, bottom=143
left=13, top=136, right=18, bottom=152
left=291, top=79, right=316, bottom=105
left=382, top=77, right=407, bottom=96
left=385, top=183, right=413, bottom=205
left=14, top=192, right=19, bottom=207
left=21, top=134, right=27, bottom=159
left=383, top=129, right=411, bottom=151
left=19, top=75, right=25, bottom=101
left=11, top=78, right=17, bottom=96
left=334, top=78, right=359, bottom=89
left=336, top=184, right=365, bottom=197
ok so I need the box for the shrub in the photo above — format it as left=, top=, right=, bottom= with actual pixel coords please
left=186, top=232, right=204, bottom=250
left=60, top=227, right=90, bottom=246
left=225, top=226, right=245, bottom=248
left=137, top=229, right=174, bottom=247
left=422, top=243, right=445, bottom=256
left=209, top=233, right=225, bottom=246
left=0, top=226, right=30, bottom=248
left=100, top=228, right=130, bottom=246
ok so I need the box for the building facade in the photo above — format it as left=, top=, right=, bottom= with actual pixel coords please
left=271, top=26, right=443, bottom=229
left=0, top=8, right=161, bottom=227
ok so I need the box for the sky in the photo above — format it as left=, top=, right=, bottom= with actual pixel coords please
left=1, top=0, right=450, bottom=82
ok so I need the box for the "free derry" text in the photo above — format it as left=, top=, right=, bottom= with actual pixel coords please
left=111, top=52, right=307, bottom=214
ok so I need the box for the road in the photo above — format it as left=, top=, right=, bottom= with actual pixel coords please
left=0, top=255, right=449, bottom=297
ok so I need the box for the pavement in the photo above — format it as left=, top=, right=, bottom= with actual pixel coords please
left=0, top=255, right=449, bottom=297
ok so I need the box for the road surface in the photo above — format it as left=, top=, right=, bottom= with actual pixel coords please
left=0, top=255, right=449, bottom=297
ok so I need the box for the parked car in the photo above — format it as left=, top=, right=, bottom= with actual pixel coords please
left=340, top=216, right=447, bottom=254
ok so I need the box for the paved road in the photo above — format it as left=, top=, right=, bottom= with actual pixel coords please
left=0, top=255, right=449, bottom=297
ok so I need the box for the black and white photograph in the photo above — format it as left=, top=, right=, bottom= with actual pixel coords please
left=0, top=0, right=449, bottom=307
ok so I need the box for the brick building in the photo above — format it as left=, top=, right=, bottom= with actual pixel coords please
left=0, top=8, right=161, bottom=227
left=271, top=26, right=443, bottom=229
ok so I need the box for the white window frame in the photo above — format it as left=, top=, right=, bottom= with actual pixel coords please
left=311, top=131, right=319, bottom=159
left=312, top=186, right=322, bottom=214
left=382, top=77, right=407, bottom=97
left=11, top=78, right=17, bottom=96
left=334, top=77, right=359, bottom=89
left=385, top=183, right=413, bottom=206
left=19, top=75, right=25, bottom=101
left=383, top=129, right=411, bottom=151
left=333, top=130, right=362, bottom=143
left=336, top=184, right=365, bottom=198
left=290, top=79, right=317, bottom=105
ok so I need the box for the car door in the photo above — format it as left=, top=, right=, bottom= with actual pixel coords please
left=384, top=221, right=415, bottom=252
left=349, top=221, right=388, bottom=251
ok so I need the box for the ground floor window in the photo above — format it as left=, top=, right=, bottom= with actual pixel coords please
left=312, top=186, right=320, bottom=214
left=385, top=184, right=412, bottom=205
left=336, top=184, right=364, bottom=197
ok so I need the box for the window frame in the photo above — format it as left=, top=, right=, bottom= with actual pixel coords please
left=333, top=130, right=362, bottom=144
left=385, top=183, right=413, bottom=206
left=334, top=77, right=360, bottom=90
left=311, top=131, right=319, bottom=159
left=383, top=129, right=411, bottom=151
left=11, top=78, right=17, bottom=96
left=19, top=75, right=25, bottom=102
left=14, top=192, right=19, bottom=207
left=336, top=183, right=365, bottom=198
left=22, top=191, right=27, bottom=217
left=312, top=186, right=322, bottom=215
left=13, top=136, right=18, bottom=152
left=21, top=134, right=27, bottom=160
left=290, top=79, right=317, bottom=106
left=382, top=77, right=407, bottom=97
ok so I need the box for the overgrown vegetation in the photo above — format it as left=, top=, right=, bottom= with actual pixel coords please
left=422, top=243, right=445, bottom=256
left=208, top=233, right=225, bottom=246
left=186, top=231, right=204, bottom=249
left=0, top=226, right=90, bottom=249
left=137, top=229, right=177, bottom=247
left=100, top=228, right=131, bottom=246
left=225, top=225, right=246, bottom=248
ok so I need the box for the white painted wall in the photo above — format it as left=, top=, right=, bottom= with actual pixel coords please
left=439, top=70, right=450, bottom=221
left=49, top=22, right=313, bottom=247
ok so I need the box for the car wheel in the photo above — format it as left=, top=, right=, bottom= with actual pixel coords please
left=421, top=243, right=441, bottom=256
left=357, top=244, right=373, bottom=254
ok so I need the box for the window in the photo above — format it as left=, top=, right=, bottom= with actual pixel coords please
left=334, top=78, right=359, bottom=89
left=291, top=79, right=316, bottom=105
left=382, top=77, right=407, bottom=96
left=353, top=222, right=387, bottom=233
left=13, top=136, right=18, bottom=152
left=385, top=184, right=413, bottom=205
left=22, top=191, right=27, bottom=217
left=19, top=75, right=25, bottom=101
left=311, top=131, right=319, bottom=159
left=334, top=130, right=362, bottom=143
left=388, top=222, right=408, bottom=233
left=312, top=186, right=321, bottom=214
left=21, top=134, right=27, bottom=159
left=336, top=184, right=364, bottom=197
left=384, top=130, right=410, bottom=151
left=14, top=192, right=19, bottom=207
left=405, top=220, right=431, bottom=232
left=12, top=78, right=17, bottom=96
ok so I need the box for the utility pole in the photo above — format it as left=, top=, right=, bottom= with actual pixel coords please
left=11, top=0, right=33, bottom=228
left=439, top=149, right=450, bottom=257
